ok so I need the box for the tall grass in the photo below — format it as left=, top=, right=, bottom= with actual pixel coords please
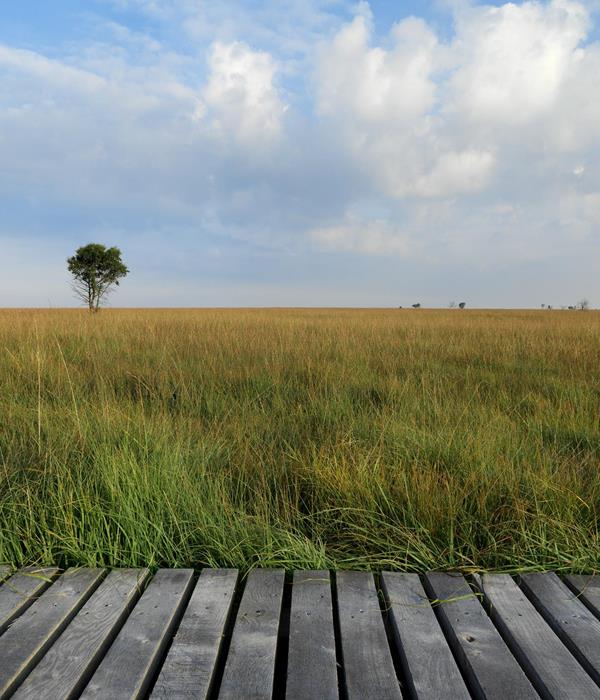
left=1, top=308, right=599, bottom=573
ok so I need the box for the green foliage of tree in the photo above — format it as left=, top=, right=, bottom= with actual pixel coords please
left=67, top=243, right=129, bottom=311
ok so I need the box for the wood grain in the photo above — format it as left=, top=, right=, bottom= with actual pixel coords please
left=0, top=566, right=59, bottom=634
left=218, top=569, right=285, bottom=700
left=336, top=571, right=401, bottom=700
left=0, top=568, right=105, bottom=697
left=425, top=572, right=538, bottom=699
left=479, top=573, right=600, bottom=700
left=150, top=568, right=238, bottom=700
left=13, top=568, right=149, bottom=700
left=565, top=574, right=600, bottom=618
left=80, top=568, right=194, bottom=700
left=520, top=572, right=600, bottom=685
left=382, top=572, right=470, bottom=699
left=286, top=570, right=338, bottom=700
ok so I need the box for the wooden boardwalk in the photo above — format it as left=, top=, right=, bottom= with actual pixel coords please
left=0, top=567, right=599, bottom=698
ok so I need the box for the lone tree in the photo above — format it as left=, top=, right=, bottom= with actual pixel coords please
left=458, top=302, right=466, bottom=309
left=67, top=243, right=128, bottom=311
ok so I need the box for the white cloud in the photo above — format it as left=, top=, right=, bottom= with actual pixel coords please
left=449, top=0, right=590, bottom=125
left=204, top=41, right=286, bottom=146
left=559, top=189, right=600, bottom=237
left=315, top=13, right=438, bottom=123
left=0, top=44, right=106, bottom=95
left=2, top=0, right=600, bottom=306
left=313, top=8, right=499, bottom=199
left=413, top=149, right=495, bottom=197
left=310, top=218, right=412, bottom=255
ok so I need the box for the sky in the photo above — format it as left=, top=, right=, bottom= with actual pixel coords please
left=1, top=0, right=600, bottom=308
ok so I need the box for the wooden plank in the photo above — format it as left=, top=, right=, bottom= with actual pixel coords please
left=13, top=569, right=150, bottom=700
left=0, top=568, right=105, bottom=697
left=381, top=572, right=470, bottom=699
left=425, top=573, right=539, bottom=699
left=565, top=574, right=600, bottom=618
left=0, top=565, right=12, bottom=584
left=0, top=566, right=59, bottom=634
left=218, top=569, right=285, bottom=700
left=286, top=570, right=338, bottom=700
left=80, top=568, right=194, bottom=700
left=520, top=572, right=600, bottom=685
left=150, top=568, right=238, bottom=700
left=479, top=573, right=600, bottom=699
left=336, top=571, right=401, bottom=700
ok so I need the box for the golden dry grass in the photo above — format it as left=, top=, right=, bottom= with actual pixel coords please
left=1, top=307, right=599, bottom=571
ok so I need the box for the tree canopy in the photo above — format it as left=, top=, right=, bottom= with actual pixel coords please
left=67, top=243, right=128, bottom=311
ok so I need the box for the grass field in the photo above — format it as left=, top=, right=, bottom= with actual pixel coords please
left=1, top=308, right=599, bottom=573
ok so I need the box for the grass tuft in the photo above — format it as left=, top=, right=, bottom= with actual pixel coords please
left=1, top=307, right=599, bottom=573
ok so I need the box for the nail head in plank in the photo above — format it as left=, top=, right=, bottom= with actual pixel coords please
left=0, top=567, right=59, bottom=634
left=13, top=568, right=150, bottom=700
left=520, top=572, right=600, bottom=686
left=479, top=573, right=600, bottom=700
left=0, top=568, right=105, bottom=698
left=80, top=568, right=194, bottom=700
left=425, top=573, right=538, bottom=700
left=150, top=568, right=238, bottom=700
left=218, top=569, right=285, bottom=700
left=286, top=570, right=338, bottom=700
left=381, top=572, right=470, bottom=699
left=336, top=571, right=401, bottom=700
left=565, top=575, right=600, bottom=618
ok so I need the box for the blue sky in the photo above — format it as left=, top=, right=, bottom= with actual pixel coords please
left=1, top=0, right=600, bottom=307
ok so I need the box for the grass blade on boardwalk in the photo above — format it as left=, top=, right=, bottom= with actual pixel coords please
left=381, top=572, right=470, bottom=699
left=0, top=567, right=59, bottom=634
left=0, top=568, right=104, bottom=697
left=336, top=571, right=401, bottom=700
left=80, top=568, right=194, bottom=700
left=478, top=574, right=600, bottom=700
left=425, top=573, right=538, bottom=700
left=150, top=568, right=238, bottom=700
left=218, top=569, right=285, bottom=700
left=286, top=570, right=338, bottom=700
left=12, top=569, right=150, bottom=700
left=565, top=575, right=600, bottom=618
left=0, top=566, right=12, bottom=584
left=520, top=572, right=600, bottom=686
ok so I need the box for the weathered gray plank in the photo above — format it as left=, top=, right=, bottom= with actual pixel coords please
left=425, top=573, right=539, bottom=699
left=336, top=571, right=401, bottom=700
left=150, top=568, right=238, bottom=700
left=565, top=574, right=600, bottom=618
left=286, top=570, right=338, bottom=700
left=0, top=568, right=105, bottom=697
left=381, top=572, right=470, bottom=699
left=13, top=569, right=150, bottom=700
left=0, top=566, right=59, bottom=634
left=218, top=569, right=285, bottom=700
left=0, top=566, right=12, bottom=584
left=479, top=573, right=600, bottom=700
left=520, top=572, right=600, bottom=685
left=80, top=568, right=194, bottom=700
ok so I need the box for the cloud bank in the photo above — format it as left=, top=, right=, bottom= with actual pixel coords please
left=1, top=0, right=599, bottom=306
